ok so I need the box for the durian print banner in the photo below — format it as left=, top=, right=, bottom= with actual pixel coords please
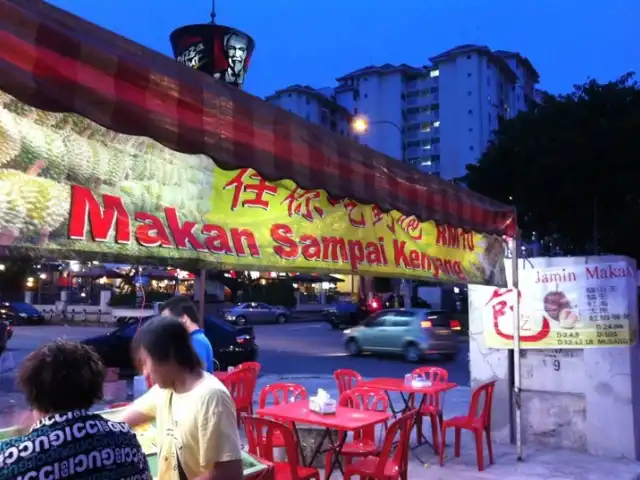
left=0, top=90, right=507, bottom=285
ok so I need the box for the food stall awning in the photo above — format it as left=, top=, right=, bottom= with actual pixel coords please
left=0, top=0, right=515, bottom=237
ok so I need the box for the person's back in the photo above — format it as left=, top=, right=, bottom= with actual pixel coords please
left=0, top=340, right=151, bottom=480
left=190, top=328, right=214, bottom=373
left=0, top=411, right=149, bottom=479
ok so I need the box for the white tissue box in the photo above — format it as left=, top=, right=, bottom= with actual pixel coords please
left=309, top=397, right=337, bottom=414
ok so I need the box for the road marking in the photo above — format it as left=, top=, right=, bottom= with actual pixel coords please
left=280, top=324, right=325, bottom=331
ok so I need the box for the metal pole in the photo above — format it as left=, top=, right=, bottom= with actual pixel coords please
left=198, top=269, right=206, bottom=328
left=210, top=0, right=216, bottom=24
left=511, top=231, right=523, bottom=461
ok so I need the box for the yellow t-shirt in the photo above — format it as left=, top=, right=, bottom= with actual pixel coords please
left=133, top=373, right=242, bottom=480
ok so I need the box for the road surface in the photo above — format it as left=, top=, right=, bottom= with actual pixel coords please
left=1, top=321, right=470, bottom=385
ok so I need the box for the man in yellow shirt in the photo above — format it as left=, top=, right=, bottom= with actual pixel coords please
left=118, top=316, right=243, bottom=480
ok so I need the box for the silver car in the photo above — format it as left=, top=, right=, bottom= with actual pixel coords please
left=223, top=302, right=290, bottom=326
left=343, top=308, right=460, bottom=362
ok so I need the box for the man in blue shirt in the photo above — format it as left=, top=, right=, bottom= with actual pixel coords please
left=160, top=296, right=215, bottom=372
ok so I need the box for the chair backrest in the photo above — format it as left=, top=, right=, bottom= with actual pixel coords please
left=238, top=362, right=262, bottom=374
left=339, top=387, right=389, bottom=442
left=259, top=382, right=308, bottom=409
left=468, top=380, right=497, bottom=427
left=243, top=415, right=303, bottom=478
left=411, top=366, right=448, bottom=408
left=334, top=369, right=362, bottom=396
left=226, top=367, right=257, bottom=408
left=376, top=409, right=418, bottom=476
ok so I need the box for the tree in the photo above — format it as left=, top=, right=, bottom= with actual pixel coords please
left=463, top=73, right=640, bottom=259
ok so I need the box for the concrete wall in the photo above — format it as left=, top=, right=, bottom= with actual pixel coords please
left=469, top=255, right=640, bottom=459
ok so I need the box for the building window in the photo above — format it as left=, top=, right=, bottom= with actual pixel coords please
left=364, top=76, right=368, bottom=81
left=467, top=91, right=472, bottom=96
left=420, top=123, right=431, bottom=132
left=466, top=54, right=472, bottom=60
left=306, top=97, right=310, bottom=105
left=431, top=103, right=440, bottom=111
left=430, top=69, right=440, bottom=78
left=433, top=120, right=441, bottom=128
left=354, top=107, right=358, bottom=114
left=430, top=86, right=439, bottom=94
left=467, top=73, right=472, bottom=78
left=468, top=127, right=473, bottom=132
left=431, top=137, right=440, bottom=144
left=364, top=93, right=368, bottom=99
left=468, top=109, right=473, bottom=115
left=288, top=93, right=292, bottom=97
left=469, top=146, right=474, bottom=151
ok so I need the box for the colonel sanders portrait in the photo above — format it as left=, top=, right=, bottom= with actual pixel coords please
left=214, top=31, right=249, bottom=87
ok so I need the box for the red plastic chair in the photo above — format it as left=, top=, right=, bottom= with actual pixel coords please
left=439, top=380, right=497, bottom=471
left=324, top=387, right=389, bottom=475
left=334, top=369, right=362, bottom=397
left=344, top=409, right=418, bottom=480
left=226, top=367, right=259, bottom=425
left=237, top=361, right=262, bottom=375
left=243, top=415, right=320, bottom=480
left=408, top=366, right=448, bottom=451
left=258, top=382, right=308, bottom=448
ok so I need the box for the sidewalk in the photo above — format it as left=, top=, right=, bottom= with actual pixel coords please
left=252, top=375, right=640, bottom=480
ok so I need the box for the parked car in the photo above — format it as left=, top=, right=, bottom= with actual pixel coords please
left=83, top=315, right=258, bottom=376
left=323, top=300, right=373, bottom=330
left=0, top=302, right=45, bottom=325
left=222, top=302, right=290, bottom=326
left=343, top=308, right=461, bottom=362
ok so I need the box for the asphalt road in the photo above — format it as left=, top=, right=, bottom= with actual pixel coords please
left=1, top=321, right=470, bottom=387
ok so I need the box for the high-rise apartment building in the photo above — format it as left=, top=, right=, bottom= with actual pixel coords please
left=266, top=44, right=539, bottom=180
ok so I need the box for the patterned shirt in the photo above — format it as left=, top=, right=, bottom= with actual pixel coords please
left=0, top=409, right=151, bottom=480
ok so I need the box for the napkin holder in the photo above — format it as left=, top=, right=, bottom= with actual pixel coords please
left=309, top=389, right=337, bottom=414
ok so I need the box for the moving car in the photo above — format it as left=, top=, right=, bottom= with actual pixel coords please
left=83, top=315, right=258, bottom=376
left=0, top=301, right=45, bottom=325
left=223, top=302, right=290, bottom=326
left=343, top=308, right=461, bottom=362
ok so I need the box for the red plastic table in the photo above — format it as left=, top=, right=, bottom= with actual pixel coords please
left=256, top=400, right=390, bottom=477
left=360, top=378, right=458, bottom=459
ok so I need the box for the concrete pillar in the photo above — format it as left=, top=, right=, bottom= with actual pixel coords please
left=99, top=290, right=112, bottom=311
left=60, top=290, right=68, bottom=303
left=320, top=288, right=326, bottom=305
left=24, top=291, right=33, bottom=304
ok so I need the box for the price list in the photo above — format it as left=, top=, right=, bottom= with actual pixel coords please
left=581, top=283, right=631, bottom=346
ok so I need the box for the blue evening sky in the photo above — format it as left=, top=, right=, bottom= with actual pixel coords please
left=50, top=0, right=638, bottom=98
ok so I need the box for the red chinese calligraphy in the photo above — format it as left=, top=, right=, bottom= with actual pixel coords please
left=328, top=198, right=366, bottom=227
left=281, top=187, right=325, bottom=222
left=223, top=168, right=278, bottom=211
left=397, top=215, right=423, bottom=241
left=371, top=205, right=396, bottom=234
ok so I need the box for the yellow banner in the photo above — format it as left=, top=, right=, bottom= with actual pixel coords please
left=0, top=90, right=506, bottom=285
left=474, top=261, right=635, bottom=348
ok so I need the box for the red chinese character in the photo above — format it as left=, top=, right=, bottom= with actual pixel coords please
left=223, top=168, right=278, bottom=211
left=372, top=205, right=396, bottom=234
left=281, top=187, right=325, bottom=222
left=397, top=215, right=423, bottom=240
left=342, top=200, right=366, bottom=228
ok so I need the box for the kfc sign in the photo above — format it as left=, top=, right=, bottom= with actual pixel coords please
left=170, top=24, right=255, bottom=89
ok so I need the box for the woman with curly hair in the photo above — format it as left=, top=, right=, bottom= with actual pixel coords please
left=0, top=340, right=151, bottom=479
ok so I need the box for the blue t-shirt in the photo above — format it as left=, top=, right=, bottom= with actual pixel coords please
left=0, top=409, right=151, bottom=480
left=191, top=329, right=214, bottom=373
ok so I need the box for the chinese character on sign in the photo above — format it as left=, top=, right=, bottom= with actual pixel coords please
left=397, top=215, right=423, bottom=241
left=329, top=198, right=366, bottom=228
left=371, top=205, right=396, bottom=234
left=223, top=168, right=278, bottom=211
left=281, top=187, right=325, bottom=222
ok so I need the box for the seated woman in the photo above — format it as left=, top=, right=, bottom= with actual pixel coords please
left=0, top=340, right=151, bottom=480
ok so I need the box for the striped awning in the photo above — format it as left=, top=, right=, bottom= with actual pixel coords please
left=0, top=0, right=516, bottom=236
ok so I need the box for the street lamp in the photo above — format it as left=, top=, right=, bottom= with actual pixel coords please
left=351, top=115, right=402, bottom=134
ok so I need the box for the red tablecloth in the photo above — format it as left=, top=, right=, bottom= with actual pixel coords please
left=360, top=378, right=458, bottom=395
left=256, top=400, right=390, bottom=430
